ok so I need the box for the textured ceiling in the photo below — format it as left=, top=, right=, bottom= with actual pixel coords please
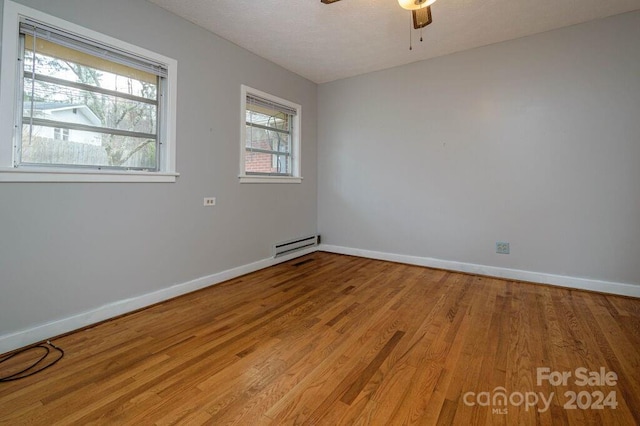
left=147, top=0, right=640, bottom=83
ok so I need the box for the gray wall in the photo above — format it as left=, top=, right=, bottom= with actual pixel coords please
left=0, top=0, right=317, bottom=336
left=318, top=11, right=640, bottom=286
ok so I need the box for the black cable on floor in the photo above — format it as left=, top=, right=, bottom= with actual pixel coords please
left=0, top=341, right=64, bottom=382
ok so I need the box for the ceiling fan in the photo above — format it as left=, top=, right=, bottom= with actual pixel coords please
left=321, top=0, right=435, bottom=30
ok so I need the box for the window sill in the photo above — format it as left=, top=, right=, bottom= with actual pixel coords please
left=0, top=167, right=179, bottom=183
left=239, top=175, right=302, bottom=184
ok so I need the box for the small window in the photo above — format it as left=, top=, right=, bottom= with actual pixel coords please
left=240, top=85, right=301, bottom=183
left=0, top=1, right=178, bottom=182
left=54, top=128, right=69, bottom=141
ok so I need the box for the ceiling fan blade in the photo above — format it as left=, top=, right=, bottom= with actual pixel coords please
left=321, top=0, right=342, bottom=3
left=413, top=6, right=433, bottom=29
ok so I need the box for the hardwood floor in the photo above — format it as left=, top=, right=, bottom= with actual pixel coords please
left=1, top=252, right=639, bottom=425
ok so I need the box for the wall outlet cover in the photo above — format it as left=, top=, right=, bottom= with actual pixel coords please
left=496, top=242, right=510, bottom=254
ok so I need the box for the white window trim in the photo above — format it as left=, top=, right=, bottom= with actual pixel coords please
left=0, top=1, right=179, bottom=183
left=239, top=85, right=302, bottom=184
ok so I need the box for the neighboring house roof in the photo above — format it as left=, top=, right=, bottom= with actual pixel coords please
left=26, top=102, right=102, bottom=127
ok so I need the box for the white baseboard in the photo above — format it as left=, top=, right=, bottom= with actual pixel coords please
left=319, top=244, right=640, bottom=298
left=0, top=247, right=318, bottom=354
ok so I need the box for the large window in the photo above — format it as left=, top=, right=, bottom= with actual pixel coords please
left=240, top=86, right=301, bottom=183
left=0, top=1, right=178, bottom=182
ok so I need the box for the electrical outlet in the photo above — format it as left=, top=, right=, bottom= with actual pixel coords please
left=203, top=197, right=216, bottom=206
left=496, top=242, right=510, bottom=255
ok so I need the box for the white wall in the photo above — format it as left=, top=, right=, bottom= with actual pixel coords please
left=318, top=11, right=640, bottom=290
left=0, top=0, right=317, bottom=351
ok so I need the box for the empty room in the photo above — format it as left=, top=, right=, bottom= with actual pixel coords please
left=0, top=0, right=639, bottom=424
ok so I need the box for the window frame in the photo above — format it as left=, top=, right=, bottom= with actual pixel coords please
left=239, top=85, right=302, bottom=184
left=54, top=128, right=69, bottom=142
left=0, top=1, right=179, bottom=183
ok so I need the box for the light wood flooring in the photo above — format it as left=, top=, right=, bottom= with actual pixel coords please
left=1, top=252, right=639, bottom=425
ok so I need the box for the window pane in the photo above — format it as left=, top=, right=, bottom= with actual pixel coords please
left=23, top=78, right=157, bottom=135
left=245, top=125, right=290, bottom=153
left=244, top=151, right=290, bottom=175
left=25, top=35, right=158, bottom=99
left=276, top=154, right=290, bottom=174
left=245, top=151, right=275, bottom=174
left=246, top=105, right=289, bottom=131
left=21, top=124, right=156, bottom=169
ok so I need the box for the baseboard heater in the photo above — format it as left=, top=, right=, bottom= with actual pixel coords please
left=274, top=235, right=319, bottom=258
